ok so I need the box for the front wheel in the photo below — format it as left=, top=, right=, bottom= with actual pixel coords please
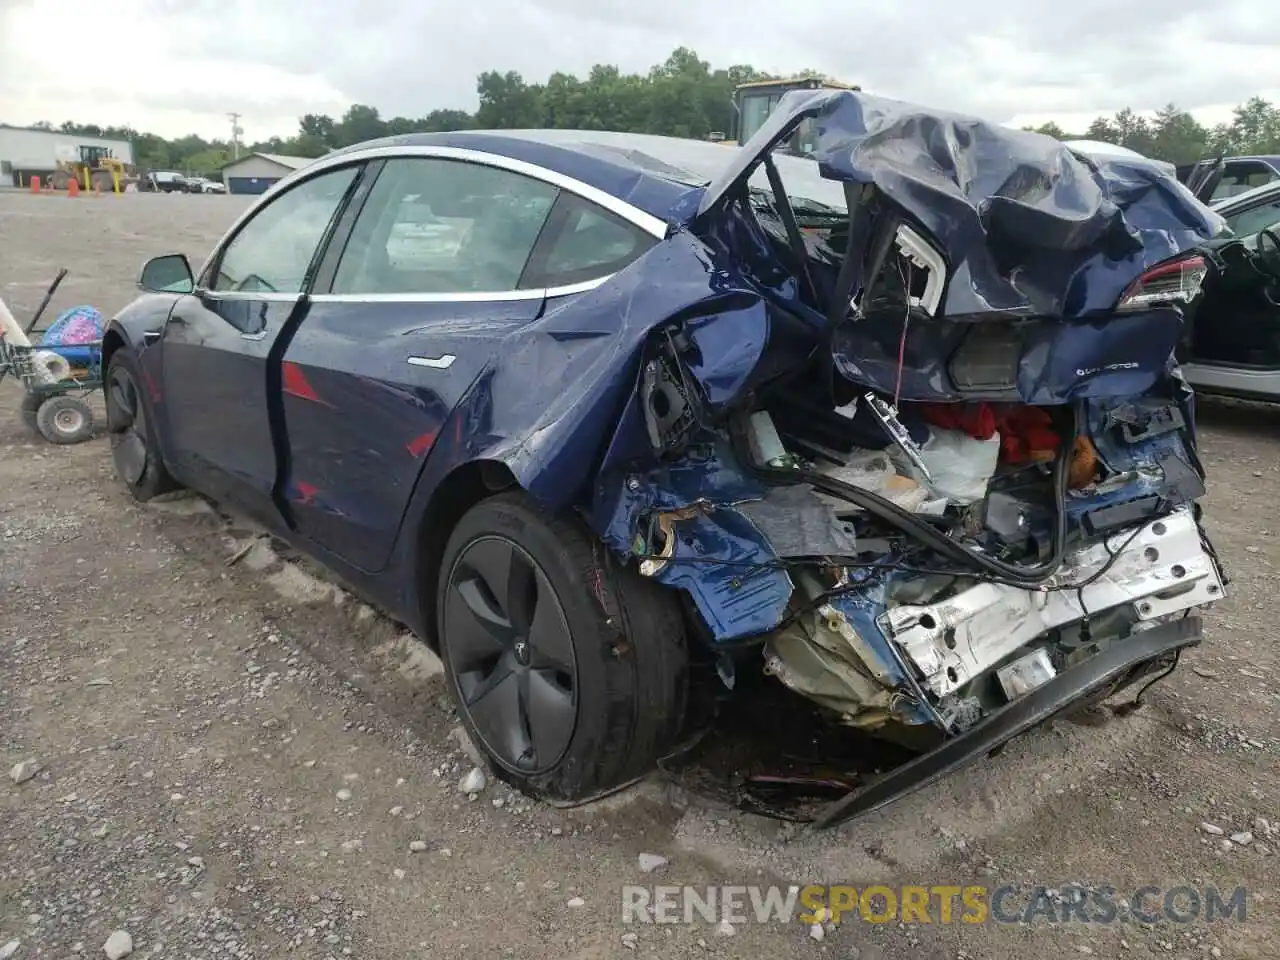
left=436, top=492, right=688, bottom=802
left=104, top=350, right=180, bottom=500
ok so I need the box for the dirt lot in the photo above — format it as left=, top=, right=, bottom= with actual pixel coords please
left=1, top=190, right=1278, bottom=960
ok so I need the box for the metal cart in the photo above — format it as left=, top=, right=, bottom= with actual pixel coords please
left=0, top=269, right=103, bottom=445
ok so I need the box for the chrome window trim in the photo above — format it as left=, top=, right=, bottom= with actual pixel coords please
left=308, top=273, right=612, bottom=305
left=194, top=291, right=303, bottom=302
left=196, top=145, right=670, bottom=289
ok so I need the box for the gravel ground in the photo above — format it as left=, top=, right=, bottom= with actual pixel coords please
left=1, top=190, right=1278, bottom=960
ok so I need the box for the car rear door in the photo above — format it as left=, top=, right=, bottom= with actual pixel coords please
left=275, top=152, right=559, bottom=572
left=158, top=163, right=363, bottom=521
left=277, top=150, right=663, bottom=573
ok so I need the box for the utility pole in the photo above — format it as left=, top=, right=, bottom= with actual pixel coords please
left=227, top=112, right=243, bottom=160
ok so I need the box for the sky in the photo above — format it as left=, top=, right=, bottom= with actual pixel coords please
left=2, top=0, right=1279, bottom=143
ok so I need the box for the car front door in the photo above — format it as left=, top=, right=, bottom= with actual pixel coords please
left=1187, top=185, right=1280, bottom=372
left=277, top=151, right=660, bottom=572
left=158, top=164, right=362, bottom=520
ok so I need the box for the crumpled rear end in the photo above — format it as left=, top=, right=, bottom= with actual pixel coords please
left=483, top=90, right=1230, bottom=824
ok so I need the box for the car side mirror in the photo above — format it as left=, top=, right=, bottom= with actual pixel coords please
left=138, top=254, right=194, bottom=294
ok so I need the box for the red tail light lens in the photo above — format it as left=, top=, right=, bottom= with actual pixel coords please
left=1116, top=254, right=1207, bottom=312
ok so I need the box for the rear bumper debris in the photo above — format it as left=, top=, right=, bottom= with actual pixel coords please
left=809, top=614, right=1202, bottom=829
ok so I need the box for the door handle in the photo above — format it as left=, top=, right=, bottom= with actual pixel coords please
left=408, top=354, right=456, bottom=369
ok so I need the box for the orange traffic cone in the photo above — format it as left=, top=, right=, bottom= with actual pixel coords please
left=67, top=177, right=79, bottom=197
left=30, top=175, right=40, bottom=193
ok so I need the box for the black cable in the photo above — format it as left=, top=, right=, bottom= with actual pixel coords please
left=629, top=514, right=1153, bottom=597
left=730, top=401, right=1079, bottom=589
left=1110, top=649, right=1183, bottom=717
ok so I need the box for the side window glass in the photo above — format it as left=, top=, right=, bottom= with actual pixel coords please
left=209, top=166, right=358, bottom=294
left=523, top=193, right=656, bottom=289
left=331, top=158, right=559, bottom=295
left=1225, top=198, right=1280, bottom=240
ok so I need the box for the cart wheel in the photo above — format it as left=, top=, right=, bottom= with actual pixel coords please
left=19, top=393, right=43, bottom=435
left=35, top=395, right=95, bottom=444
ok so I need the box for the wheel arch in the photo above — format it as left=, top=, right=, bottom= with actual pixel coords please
left=101, top=328, right=128, bottom=373
left=413, top=457, right=521, bottom=650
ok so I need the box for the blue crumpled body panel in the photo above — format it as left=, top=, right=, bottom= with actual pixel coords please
left=703, top=89, right=1224, bottom=320
left=829, top=306, right=1187, bottom=404
left=431, top=91, right=1218, bottom=650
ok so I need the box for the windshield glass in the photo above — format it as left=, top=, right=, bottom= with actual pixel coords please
left=744, top=152, right=848, bottom=221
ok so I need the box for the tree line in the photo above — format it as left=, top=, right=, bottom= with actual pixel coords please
left=19, top=46, right=1280, bottom=176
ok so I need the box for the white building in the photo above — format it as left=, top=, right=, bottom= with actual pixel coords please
left=0, top=125, right=133, bottom=186
left=220, top=153, right=314, bottom=195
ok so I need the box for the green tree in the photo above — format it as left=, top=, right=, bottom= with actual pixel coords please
left=1150, top=104, right=1209, bottom=165
left=1026, top=121, right=1067, bottom=139
left=475, top=71, right=543, bottom=128
left=334, top=104, right=387, bottom=147
left=1225, top=96, right=1280, bottom=154
left=299, top=113, right=336, bottom=144
left=421, top=109, right=474, bottom=132
left=1084, top=117, right=1121, bottom=143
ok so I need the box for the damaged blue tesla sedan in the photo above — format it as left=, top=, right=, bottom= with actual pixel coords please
left=102, top=89, right=1228, bottom=826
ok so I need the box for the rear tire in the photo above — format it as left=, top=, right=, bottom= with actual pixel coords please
left=436, top=491, right=688, bottom=802
left=34, top=396, right=94, bottom=444
left=104, top=349, right=180, bottom=501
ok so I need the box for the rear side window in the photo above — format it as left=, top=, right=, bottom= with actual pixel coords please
left=331, top=158, right=559, bottom=295
left=521, top=192, right=656, bottom=289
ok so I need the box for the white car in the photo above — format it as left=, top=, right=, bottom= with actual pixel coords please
left=186, top=177, right=227, bottom=195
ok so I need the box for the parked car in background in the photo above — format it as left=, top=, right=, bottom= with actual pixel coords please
left=1179, top=179, right=1280, bottom=399
left=100, top=90, right=1225, bottom=827
left=139, top=171, right=190, bottom=193
left=184, top=176, right=227, bottom=194
left=1178, top=155, right=1280, bottom=203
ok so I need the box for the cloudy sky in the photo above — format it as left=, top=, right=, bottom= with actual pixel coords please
left=2, top=0, right=1279, bottom=142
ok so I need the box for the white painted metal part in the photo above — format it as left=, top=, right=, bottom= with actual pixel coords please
left=882, top=506, right=1222, bottom=698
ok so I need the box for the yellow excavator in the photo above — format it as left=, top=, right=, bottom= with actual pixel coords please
left=717, top=76, right=860, bottom=156
left=49, top=145, right=138, bottom=192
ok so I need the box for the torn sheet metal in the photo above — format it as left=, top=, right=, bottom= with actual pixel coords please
left=701, top=88, right=1225, bottom=320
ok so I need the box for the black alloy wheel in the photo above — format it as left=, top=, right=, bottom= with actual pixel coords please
left=104, top=350, right=179, bottom=500
left=107, top=361, right=148, bottom=484
left=443, top=535, right=578, bottom=774
left=436, top=492, right=689, bottom=801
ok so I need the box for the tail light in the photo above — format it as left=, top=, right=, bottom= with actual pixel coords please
left=1115, top=254, right=1207, bottom=312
